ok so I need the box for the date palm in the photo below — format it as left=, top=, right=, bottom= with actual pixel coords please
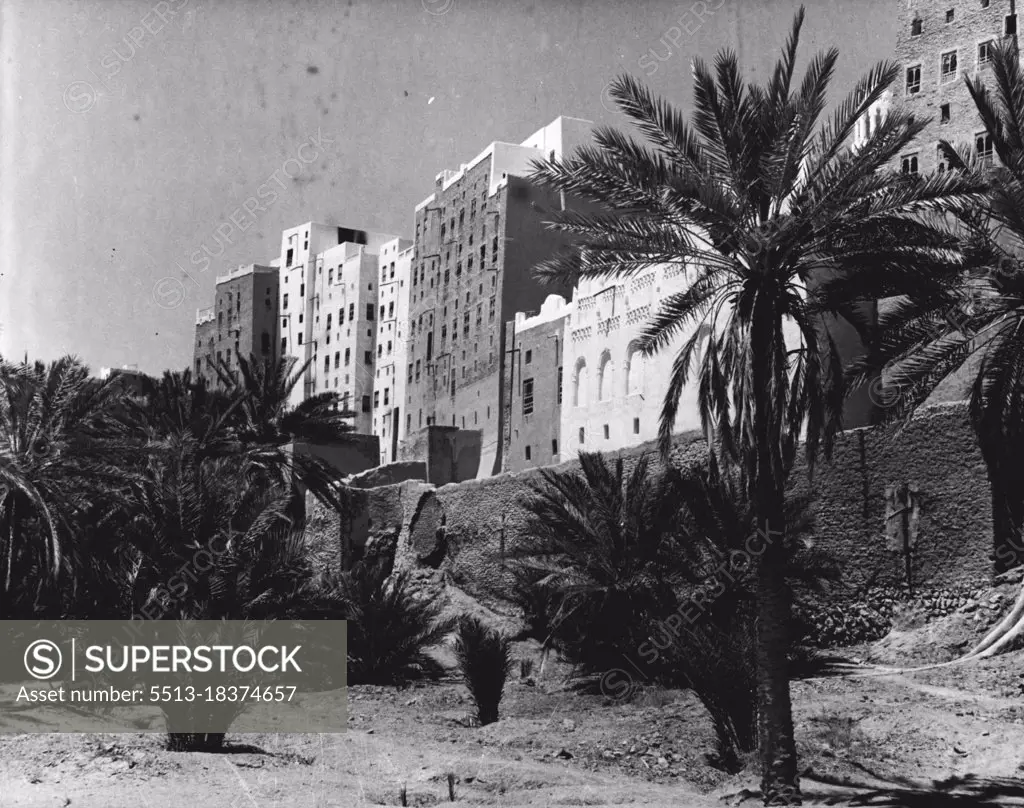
left=0, top=355, right=125, bottom=616
left=528, top=9, right=982, bottom=802
left=849, top=38, right=1024, bottom=660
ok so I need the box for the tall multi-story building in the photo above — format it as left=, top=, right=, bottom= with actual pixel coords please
left=894, top=0, right=1017, bottom=174
left=503, top=294, right=570, bottom=472
left=277, top=222, right=399, bottom=417
left=373, top=238, right=415, bottom=464
left=192, top=263, right=279, bottom=388
left=402, top=115, right=593, bottom=478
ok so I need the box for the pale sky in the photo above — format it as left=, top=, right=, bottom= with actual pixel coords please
left=0, top=0, right=892, bottom=375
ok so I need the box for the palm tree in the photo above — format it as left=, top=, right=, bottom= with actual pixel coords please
left=513, top=451, right=689, bottom=673
left=0, top=355, right=125, bottom=616
left=514, top=451, right=824, bottom=770
left=849, top=38, right=1024, bottom=660
left=127, top=356, right=356, bottom=512
left=223, top=354, right=359, bottom=511
left=527, top=9, right=983, bottom=802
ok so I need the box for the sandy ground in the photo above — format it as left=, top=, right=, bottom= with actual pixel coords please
left=2, top=612, right=1024, bottom=806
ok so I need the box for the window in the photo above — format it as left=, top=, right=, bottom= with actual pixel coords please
left=384, top=388, right=389, bottom=406
left=941, top=103, right=951, bottom=124
left=940, top=50, right=958, bottom=82
left=633, top=417, right=640, bottom=434
left=937, top=145, right=950, bottom=173
left=551, top=439, right=558, bottom=455
left=364, top=350, right=372, bottom=364
left=945, top=9, right=954, bottom=23
left=578, top=427, right=585, bottom=444
left=603, top=424, right=610, bottom=440
left=573, top=359, right=588, bottom=407
left=281, top=337, right=287, bottom=353
left=345, top=348, right=351, bottom=365
left=979, top=40, right=995, bottom=65
left=525, top=349, right=532, bottom=364
left=361, top=395, right=370, bottom=413
left=626, top=345, right=645, bottom=395
left=906, top=65, right=921, bottom=95
left=328, top=269, right=334, bottom=284
left=901, top=153, right=919, bottom=174
left=300, top=284, right=304, bottom=297
left=349, top=303, right=354, bottom=321
left=374, top=391, right=379, bottom=408
left=523, top=378, right=534, bottom=415
left=324, top=356, right=329, bottom=373
left=286, top=248, right=293, bottom=266
left=297, top=333, right=303, bottom=345
left=557, top=366, right=563, bottom=404
left=977, top=131, right=995, bottom=163
left=598, top=352, right=613, bottom=401
left=366, top=304, right=374, bottom=321
left=525, top=445, right=531, bottom=461
left=1007, top=14, right=1018, bottom=36
left=911, top=17, right=922, bottom=36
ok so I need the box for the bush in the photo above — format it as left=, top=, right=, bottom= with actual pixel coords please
left=453, top=615, right=514, bottom=726
left=339, top=558, right=453, bottom=684
left=511, top=452, right=688, bottom=674
left=661, top=615, right=758, bottom=772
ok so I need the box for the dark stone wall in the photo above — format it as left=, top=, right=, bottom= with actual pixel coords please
left=307, top=402, right=995, bottom=603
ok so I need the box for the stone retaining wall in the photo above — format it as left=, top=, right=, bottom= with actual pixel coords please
left=307, top=402, right=995, bottom=602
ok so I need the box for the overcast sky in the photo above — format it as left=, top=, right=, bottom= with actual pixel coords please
left=0, top=0, right=892, bottom=375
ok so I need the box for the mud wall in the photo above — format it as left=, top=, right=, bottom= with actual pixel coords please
left=307, top=402, right=994, bottom=601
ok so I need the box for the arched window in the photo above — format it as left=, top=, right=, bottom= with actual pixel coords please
left=573, top=358, right=588, bottom=407
left=598, top=350, right=613, bottom=401
left=625, top=342, right=645, bottom=396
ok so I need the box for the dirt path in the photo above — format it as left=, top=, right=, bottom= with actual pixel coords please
left=2, top=646, right=1024, bottom=806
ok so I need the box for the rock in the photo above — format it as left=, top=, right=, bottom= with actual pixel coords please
left=602, top=750, right=615, bottom=760
left=561, top=719, right=576, bottom=732
left=996, top=567, right=1024, bottom=585
left=656, top=756, right=668, bottom=766
left=555, top=748, right=573, bottom=760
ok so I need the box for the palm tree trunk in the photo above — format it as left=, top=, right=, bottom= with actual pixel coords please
left=754, top=501, right=800, bottom=805
left=992, top=477, right=1024, bottom=573
left=750, top=301, right=801, bottom=806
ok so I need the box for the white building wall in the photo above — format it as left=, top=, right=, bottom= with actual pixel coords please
left=560, top=262, right=705, bottom=459
left=373, top=239, right=414, bottom=463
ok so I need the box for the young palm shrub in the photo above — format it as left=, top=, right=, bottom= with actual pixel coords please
left=339, top=558, right=454, bottom=684
left=453, top=616, right=515, bottom=726
left=528, top=8, right=984, bottom=799
left=512, top=451, right=690, bottom=679
left=117, top=434, right=347, bottom=751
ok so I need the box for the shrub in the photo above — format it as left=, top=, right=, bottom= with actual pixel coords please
left=661, top=615, right=758, bottom=771
left=511, top=452, right=688, bottom=674
left=340, top=558, right=453, bottom=684
left=453, top=615, right=515, bottom=726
